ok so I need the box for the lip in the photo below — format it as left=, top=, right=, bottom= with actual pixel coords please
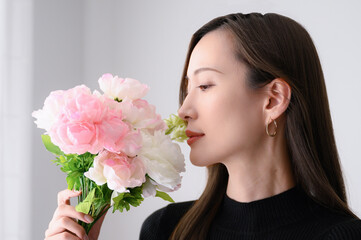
left=185, top=130, right=205, bottom=138
left=187, top=135, right=204, bottom=146
left=185, top=130, right=205, bottom=146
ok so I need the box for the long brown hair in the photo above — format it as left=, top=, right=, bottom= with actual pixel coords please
left=170, top=12, right=357, bottom=239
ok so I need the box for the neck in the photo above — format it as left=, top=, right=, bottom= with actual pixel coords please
left=224, top=133, right=295, bottom=203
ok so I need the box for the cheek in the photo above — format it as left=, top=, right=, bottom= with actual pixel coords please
left=215, top=95, right=257, bottom=144
left=190, top=90, right=263, bottom=166
left=223, top=92, right=263, bottom=143
left=211, top=89, right=256, bottom=133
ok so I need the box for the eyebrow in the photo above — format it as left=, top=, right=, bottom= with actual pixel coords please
left=185, top=67, right=223, bottom=80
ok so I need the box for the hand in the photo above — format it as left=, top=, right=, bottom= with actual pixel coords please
left=44, top=189, right=106, bottom=240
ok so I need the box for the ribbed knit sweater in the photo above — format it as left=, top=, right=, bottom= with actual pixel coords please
left=140, top=187, right=361, bottom=239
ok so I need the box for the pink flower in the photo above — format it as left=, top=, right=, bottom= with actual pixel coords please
left=63, top=86, right=106, bottom=122
left=108, top=124, right=142, bottom=157
left=118, top=97, right=167, bottom=133
left=48, top=85, right=129, bottom=155
left=84, top=150, right=146, bottom=193
left=101, top=110, right=129, bottom=153
left=96, top=97, right=143, bottom=156
left=98, top=74, right=149, bottom=101
left=50, top=119, right=103, bottom=154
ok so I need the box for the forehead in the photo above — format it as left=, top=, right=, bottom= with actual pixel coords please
left=186, top=29, right=238, bottom=78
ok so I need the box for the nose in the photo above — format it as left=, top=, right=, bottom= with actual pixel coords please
left=178, top=94, right=196, bottom=121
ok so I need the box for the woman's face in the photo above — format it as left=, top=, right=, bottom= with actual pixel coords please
left=178, top=29, right=266, bottom=167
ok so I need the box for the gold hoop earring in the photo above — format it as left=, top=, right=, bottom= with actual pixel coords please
left=266, top=118, right=277, bottom=137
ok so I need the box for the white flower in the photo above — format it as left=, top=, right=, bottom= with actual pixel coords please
left=98, top=73, right=149, bottom=101
left=84, top=153, right=107, bottom=186
left=32, top=90, right=66, bottom=131
left=138, top=129, right=185, bottom=192
left=142, top=177, right=157, bottom=198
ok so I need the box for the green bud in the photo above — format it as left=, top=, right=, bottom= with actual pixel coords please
left=164, top=114, right=188, bottom=142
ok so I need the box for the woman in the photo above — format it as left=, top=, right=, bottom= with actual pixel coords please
left=45, top=13, right=361, bottom=240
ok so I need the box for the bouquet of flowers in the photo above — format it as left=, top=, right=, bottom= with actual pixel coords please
left=32, top=74, right=188, bottom=233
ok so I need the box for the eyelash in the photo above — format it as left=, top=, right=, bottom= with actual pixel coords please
left=197, top=84, right=213, bottom=91
left=185, top=84, right=213, bottom=96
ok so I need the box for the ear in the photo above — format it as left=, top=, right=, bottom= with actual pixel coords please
left=263, top=78, right=291, bottom=123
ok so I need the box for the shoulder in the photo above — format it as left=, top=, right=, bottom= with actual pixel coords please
left=320, top=217, right=361, bottom=239
left=139, top=200, right=195, bottom=240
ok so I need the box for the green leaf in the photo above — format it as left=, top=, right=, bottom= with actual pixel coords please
left=76, top=201, right=92, bottom=215
left=123, top=202, right=130, bottom=211
left=155, top=191, right=174, bottom=203
left=75, top=188, right=96, bottom=214
left=100, top=184, right=113, bottom=204
left=112, top=187, right=144, bottom=213
left=66, top=171, right=82, bottom=190
left=112, top=192, right=125, bottom=213
left=78, top=152, right=96, bottom=172
left=129, top=186, right=143, bottom=198
left=41, top=135, right=64, bottom=156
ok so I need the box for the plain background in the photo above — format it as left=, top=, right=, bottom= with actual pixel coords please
left=0, top=0, right=360, bottom=239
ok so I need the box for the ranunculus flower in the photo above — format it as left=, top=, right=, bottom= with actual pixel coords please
left=101, top=110, right=131, bottom=154
left=109, top=125, right=142, bottom=157
left=32, top=85, right=92, bottom=132
left=142, top=177, right=157, bottom=198
left=50, top=119, right=103, bottom=154
left=32, top=90, right=66, bottom=132
left=118, top=97, right=167, bottom=133
left=63, top=86, right=106, bottom=122
left=98, top=73, right=149, bottom=101
left=85, top=150, right=146, bottom=193
left=138, top=129, right=185, bottom=192
left=47, top=85, right=129, bottom=155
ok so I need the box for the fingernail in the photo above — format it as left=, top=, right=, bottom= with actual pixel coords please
left=84, top=215, right=94, bottom=223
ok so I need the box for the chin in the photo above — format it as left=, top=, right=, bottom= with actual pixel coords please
left=189, top=154, right=217, bottom=167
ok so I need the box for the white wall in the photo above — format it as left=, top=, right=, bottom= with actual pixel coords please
left=23, top=0, right=361, bottom=239
left=32, top=1, right=85, bottom=239
left=0, top=0, right=33, bottom=239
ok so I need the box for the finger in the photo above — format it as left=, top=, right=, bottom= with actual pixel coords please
left=53, top=204, right=94, bottom=224
left=57, top=189, right=82, bottom=205
left=45, top=231, right=82, bottom=240
left=45, top=217, right=88, bottom=240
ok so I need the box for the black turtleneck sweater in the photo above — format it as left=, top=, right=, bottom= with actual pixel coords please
left=139, top=187, right=361, bottom=239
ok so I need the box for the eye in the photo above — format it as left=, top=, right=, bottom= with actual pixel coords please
left=198, top=84, right=213, bottom=91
